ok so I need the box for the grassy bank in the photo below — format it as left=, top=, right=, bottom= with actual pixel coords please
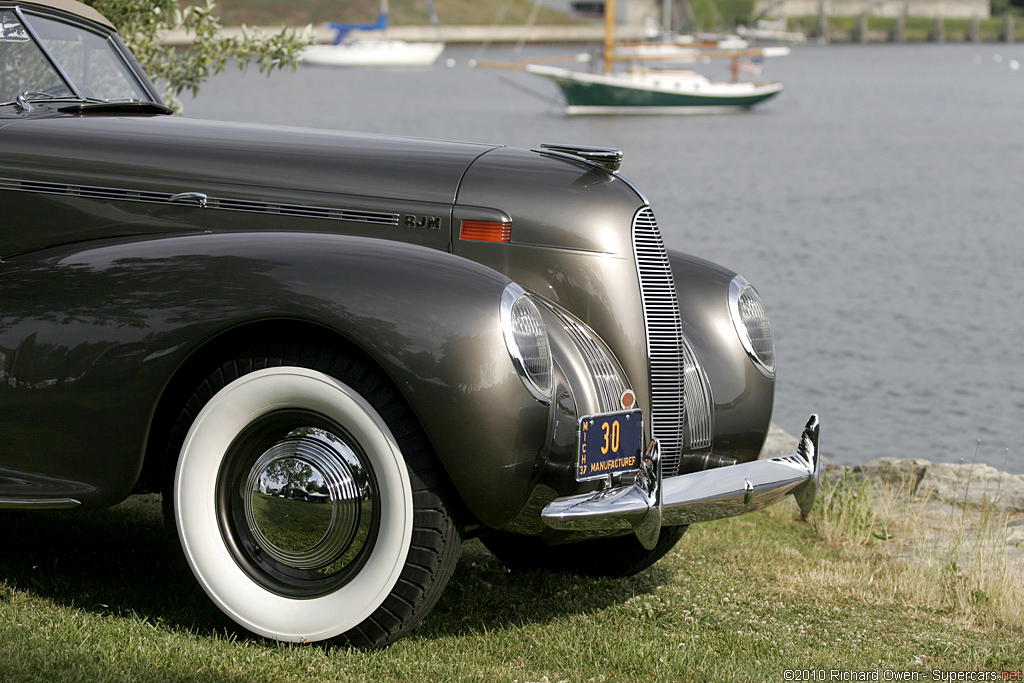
left=181, top=0, right=581, bottom=28
left=1, top=474, right=1021, bottom=682
left=789, top=15, right=1016, bottom=43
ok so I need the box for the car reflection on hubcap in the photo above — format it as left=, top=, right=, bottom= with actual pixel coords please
left=218, top=412, right=380, bottom=598
left=243, top=428, right=374, bottom=572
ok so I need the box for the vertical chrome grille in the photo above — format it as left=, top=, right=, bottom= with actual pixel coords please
left=632, top=208, right=713, bottom=476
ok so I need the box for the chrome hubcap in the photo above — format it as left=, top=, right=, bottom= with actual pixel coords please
left=242, top=427, right=374, bottom=574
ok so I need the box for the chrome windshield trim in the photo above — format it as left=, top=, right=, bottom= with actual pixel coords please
left=12, top=6, right=82, bottom=100
left=10, top=5, right=157, bottom=106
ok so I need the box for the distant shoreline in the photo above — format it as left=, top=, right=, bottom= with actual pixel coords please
left=159, top=22, right=1021, bottom=47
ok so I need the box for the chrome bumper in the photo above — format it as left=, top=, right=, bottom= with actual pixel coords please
left=541, top=415, right=821, bottom=550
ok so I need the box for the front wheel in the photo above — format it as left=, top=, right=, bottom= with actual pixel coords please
left=165, top=350, right=460, bottom=647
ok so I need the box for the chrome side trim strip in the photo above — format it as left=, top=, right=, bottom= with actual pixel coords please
left=0, top=177, right=400, bottom=227
left=541, top=415, right=821, bottom=546
left=0, top=497, right=81, bottom=509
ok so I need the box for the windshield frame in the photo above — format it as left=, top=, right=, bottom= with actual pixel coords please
left=2, top=3, right=163, bottom=107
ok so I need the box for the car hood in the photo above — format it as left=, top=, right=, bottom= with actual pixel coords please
left=0, top=114, right=497, bottom=205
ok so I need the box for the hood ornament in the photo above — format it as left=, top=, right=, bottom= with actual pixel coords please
left=538, top=144, right=623, bottom=172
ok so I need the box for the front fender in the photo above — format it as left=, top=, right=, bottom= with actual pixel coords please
left=668, top=250, right=774, bottom=461
left=0, top=232, right=546, bottom=525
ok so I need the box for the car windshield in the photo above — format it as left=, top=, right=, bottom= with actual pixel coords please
left=0, top=9, right=146, bottom=106
left=0, top=10, right=71, bottom=103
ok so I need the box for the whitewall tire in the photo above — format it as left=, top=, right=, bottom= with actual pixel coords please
left=165, top=348, right=461, bottom=648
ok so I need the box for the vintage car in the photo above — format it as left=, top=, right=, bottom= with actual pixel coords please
left=0, top=0, right=820, bottom=648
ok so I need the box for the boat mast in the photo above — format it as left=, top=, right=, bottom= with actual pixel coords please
left=604, top=0, right=615, bottom=74
left=425, top=0, right=442, bottom=40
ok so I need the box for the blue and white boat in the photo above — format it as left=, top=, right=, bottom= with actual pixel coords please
left=301, top=0, right=444, bottom=67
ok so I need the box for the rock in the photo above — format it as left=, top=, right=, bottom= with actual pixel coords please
left=843, top=457, right=1024, bottom=513
left=761, top=426, right=1024, bottom=513
left=917, top=462, right=1024, bottom=512
left=1007, top=521, right=1024, bottom=548
left=850, top=457, right=930, bottom=491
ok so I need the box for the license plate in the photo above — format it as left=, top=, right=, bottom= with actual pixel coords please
left=576, top=411, right=643, bottom=481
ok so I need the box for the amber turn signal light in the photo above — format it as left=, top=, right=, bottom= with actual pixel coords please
left=460, top=220, right=511, bottom=243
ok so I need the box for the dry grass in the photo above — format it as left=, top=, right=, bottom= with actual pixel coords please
left=807, top=464, right=1024, bottom=630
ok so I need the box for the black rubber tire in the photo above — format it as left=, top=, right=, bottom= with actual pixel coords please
left=162, top=341, right=461, bottom=648
left=481, top=525, right=688, bottom=578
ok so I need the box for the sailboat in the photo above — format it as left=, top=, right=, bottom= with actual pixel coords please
left=476, top=0, right=788, bottom=115
left=300, top=0, right=444, bottom=67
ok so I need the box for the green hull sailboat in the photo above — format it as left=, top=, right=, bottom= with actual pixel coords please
left=524, top=61, right=784, bottom=115
left=476, top=0, right=789, bottom=115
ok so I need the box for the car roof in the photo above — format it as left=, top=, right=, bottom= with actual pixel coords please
left=7, top=0, right=115, bottom=30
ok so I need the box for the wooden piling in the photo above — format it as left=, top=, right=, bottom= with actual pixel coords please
left=892, top=14, right=906, bottom=43
left=857, top=15, right=869, bottom=43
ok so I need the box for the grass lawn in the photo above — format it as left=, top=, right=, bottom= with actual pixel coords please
left=1, top=475, right=1021, bottom=682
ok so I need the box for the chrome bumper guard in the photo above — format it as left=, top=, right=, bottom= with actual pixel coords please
left=541, top=415, right=821, bottom=550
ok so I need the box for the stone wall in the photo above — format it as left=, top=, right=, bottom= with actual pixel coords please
left=846, top=457, right=1024, bottom=512
left=761, top=426, right=1024, bottom=512
left=754, top=0, right=991, bottom=19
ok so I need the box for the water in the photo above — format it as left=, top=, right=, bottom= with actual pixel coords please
left=186, top=43, right=1024, bottom=472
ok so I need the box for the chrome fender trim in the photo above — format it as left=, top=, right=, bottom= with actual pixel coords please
left=0, top=497, right=81, bottom=510
left=541, top=415, right=821, bottom=550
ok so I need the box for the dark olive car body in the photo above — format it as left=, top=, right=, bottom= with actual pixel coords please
left=0, top=0, right=820, bottom=648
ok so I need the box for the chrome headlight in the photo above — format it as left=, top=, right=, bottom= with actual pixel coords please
left=500, top=283, right=553, bottom=403
left=729, top=276, right=775, bottom=377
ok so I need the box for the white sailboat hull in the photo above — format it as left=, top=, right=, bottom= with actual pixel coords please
left=301, top=40, right=444, bottom=67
